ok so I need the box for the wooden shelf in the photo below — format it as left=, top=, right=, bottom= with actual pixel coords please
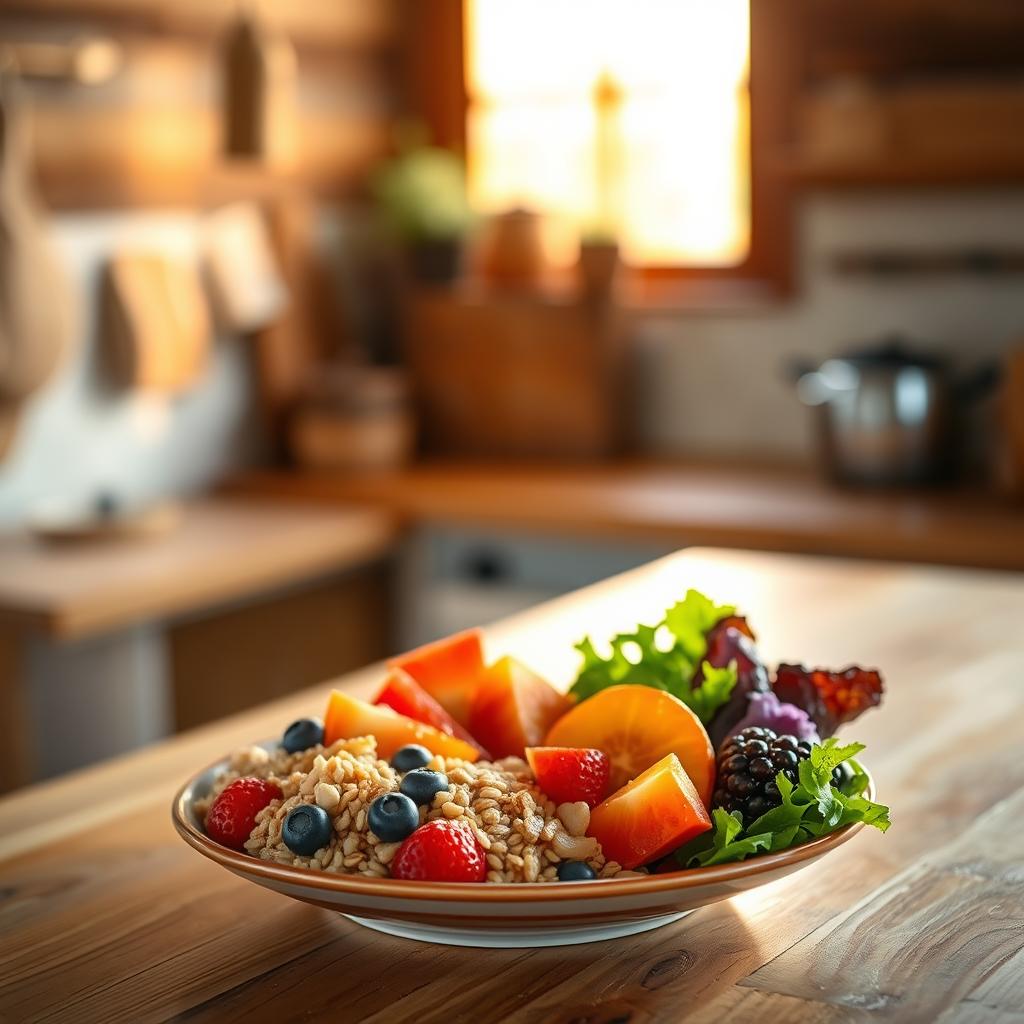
left=780, top=152, right=1024, bottom=188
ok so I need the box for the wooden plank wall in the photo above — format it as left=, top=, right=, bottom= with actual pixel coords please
left=0, top=0, right=403, bottom=209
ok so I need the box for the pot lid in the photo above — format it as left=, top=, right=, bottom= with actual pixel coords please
left=839, top=335, right=945, bottom=371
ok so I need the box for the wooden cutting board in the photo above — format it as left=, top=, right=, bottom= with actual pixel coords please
left=103, top=251, right=211, bottom=393
left=0, top=65, right=76, bottom=452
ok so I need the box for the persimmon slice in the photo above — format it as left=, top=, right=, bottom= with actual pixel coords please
left=544, top=685, right=715, bottom=805
left=324, top=690, right=480, bottom=762
left=388, top=629, right=485, bottom=728
left=589, top=753, right=712, bottom=869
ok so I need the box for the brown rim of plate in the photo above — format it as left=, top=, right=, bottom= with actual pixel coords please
left=172, top=755, right=875, bottom=903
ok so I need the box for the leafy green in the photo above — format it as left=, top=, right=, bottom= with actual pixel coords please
left=569, top=589, right=737, bottom=723
left=672, top=738, right=890, bottom=868
left=677, top=809, right=774, bottom=867
left=683, top=662, right=740, bottom=725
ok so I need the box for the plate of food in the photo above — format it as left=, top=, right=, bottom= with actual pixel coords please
left=173, top=589, right=890, bottom=947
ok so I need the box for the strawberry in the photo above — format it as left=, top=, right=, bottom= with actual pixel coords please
left=390, top=819, right=487, bottom=882
left=525, top=746, right=611, bottom=808
left=206, top=777, right=282, bottom=851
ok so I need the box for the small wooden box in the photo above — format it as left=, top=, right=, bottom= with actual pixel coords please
left=405, top=290, right=625, bottom=459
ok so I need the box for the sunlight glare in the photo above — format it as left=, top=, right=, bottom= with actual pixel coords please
left=464, top=0, right=751, bottom=266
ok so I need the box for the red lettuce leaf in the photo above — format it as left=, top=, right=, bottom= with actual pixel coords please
left=772, top=664, right=884, bottom=737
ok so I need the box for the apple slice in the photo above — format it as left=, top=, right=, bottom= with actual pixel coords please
left=388, top=629, right=485, bottom=727
left=375, top=668, right=490, bottom=758
left=324, top=690, right=480, bottom=762
left=469, top=656, right=571, bottom=760
left=588, top=753, right=712, bottom=870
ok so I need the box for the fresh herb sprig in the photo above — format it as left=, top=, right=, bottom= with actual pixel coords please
left=672, top=739, right=890, bottom=867
left=570, top=590, right=737, bottom=725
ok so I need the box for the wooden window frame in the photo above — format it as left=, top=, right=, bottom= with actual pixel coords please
left=405, top=0, right=799, bottom=302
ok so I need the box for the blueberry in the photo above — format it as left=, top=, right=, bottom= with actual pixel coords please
left=391, top=744, right=432, bottom=773
left=282, top=804, right=332, bottom=856
left=400, top=769, right=449, bottom=806
left=557, top=861, right=596, bottom=881
left=282, top=717, right=324, bottom=754
left=367, top=793, right=420, bottom=842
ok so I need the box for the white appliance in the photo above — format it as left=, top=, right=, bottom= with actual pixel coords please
left=399, top=526, right=675, bottom=648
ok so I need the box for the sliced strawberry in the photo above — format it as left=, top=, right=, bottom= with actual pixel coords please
left=588, top=753, right=712, bottom=870
left=375, top=668, right=490, bottom=758
left=389, top=629, right=485, bottom=727
left=525, top=746, right=610, bottom=807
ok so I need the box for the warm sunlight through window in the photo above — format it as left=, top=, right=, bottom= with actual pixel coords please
left=464, top=0, right=750, bottom=267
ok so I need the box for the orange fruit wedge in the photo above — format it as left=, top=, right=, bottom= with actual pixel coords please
left=388, top=629, right=485, bottom=727
left=469, top=656, right=571, bottom=759
left=375, top=667, right=490, bottom=758
left=544, top=685, right=715, bottom=805
left=324, top=690, right=480, bottom=762
left=588, top=753, right=712, bottom=869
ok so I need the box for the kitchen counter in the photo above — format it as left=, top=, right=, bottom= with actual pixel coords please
left=0, top=498, right=398, bottom=791
left=0, top=498, right=397, bottom=640
left=2, top=548, right=1022, bottom=1022
left=230, top=461, right=1024, bottom=572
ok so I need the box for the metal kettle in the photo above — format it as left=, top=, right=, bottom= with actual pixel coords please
left=792, top=337, right=996, bottom=487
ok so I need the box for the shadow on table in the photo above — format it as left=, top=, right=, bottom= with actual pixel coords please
left=179, top=898, right=761, bottom=1023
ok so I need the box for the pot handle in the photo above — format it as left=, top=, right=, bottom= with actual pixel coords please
left=955, top=362, right=1000, bottom=403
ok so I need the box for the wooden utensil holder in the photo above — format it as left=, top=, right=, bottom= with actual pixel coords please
left=405, top=290, right=626, bottom=460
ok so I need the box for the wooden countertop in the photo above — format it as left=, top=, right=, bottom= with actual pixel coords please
left=230, top=461, right=1024, bottom=572
left=0, top=498, right=397, bottom=640
left=1, top=548, right=1022, bottom=1022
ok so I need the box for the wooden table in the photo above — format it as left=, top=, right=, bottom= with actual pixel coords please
left=0, top=498, right=397, bottom=792
left=1, top=548, right=1022, bottom=1023
left=231, top=460, right=1024, bottom=572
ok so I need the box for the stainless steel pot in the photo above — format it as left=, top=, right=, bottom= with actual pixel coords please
left=792, top=338, right=996, bottom=487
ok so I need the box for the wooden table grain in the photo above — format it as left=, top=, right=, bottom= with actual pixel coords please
left=1, top=548, right=1022, bottom=1024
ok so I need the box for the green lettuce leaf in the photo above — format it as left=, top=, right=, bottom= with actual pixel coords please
left=678, top=808, right=773, bottom=867
left=672, top=738, right=890, bottom=868
left=569, top=588, right=736, bottom=723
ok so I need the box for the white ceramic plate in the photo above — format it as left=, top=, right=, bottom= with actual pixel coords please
left=172, top=746, right=872, bottom=948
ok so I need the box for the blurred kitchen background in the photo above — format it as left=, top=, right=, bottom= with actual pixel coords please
left=1, top=0, right=1023, bottom=791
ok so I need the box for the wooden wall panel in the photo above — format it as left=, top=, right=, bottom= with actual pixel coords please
left=169, top=565, right=393, bottom=732
left=0, top=0, right=402, bottom=209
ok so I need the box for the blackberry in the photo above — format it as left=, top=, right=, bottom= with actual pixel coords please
left=712, top=727, right=843, bottom=823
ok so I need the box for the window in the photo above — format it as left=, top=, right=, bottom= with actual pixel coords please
left=410, top=0, right=793, bottom=293
left=464, top=0, right=750, bottom=268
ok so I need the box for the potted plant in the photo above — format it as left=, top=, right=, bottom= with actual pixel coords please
left=371, top=132, right=472, bottom=286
